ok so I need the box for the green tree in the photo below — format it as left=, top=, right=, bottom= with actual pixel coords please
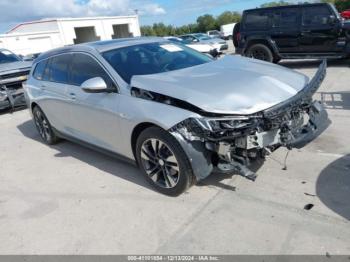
left=197, top=14, right=217, bottom=32
left=140, top=25, right=155, bottom=36
left=333, top=0, right=350, bottom=11
left=260, top=0, right=291, bottom=8
left=216, top=11, right=242, bottom=27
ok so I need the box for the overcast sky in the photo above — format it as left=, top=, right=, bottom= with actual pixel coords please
left=0, top=0, right=301, bottom=33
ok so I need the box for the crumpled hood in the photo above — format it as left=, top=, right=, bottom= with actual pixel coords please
left=131, top=55, right=309, bottom=115
left=0, top=61, right=32, bottom=74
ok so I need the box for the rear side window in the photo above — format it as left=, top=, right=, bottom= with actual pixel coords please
left=303, top=6, right=332, bottom=27
left=273, top=8, right=300, bottom=28
left=70, top=53, right=113, bottom=87
left=33, top=59, right=48, bottom=80
left=48, top=54, right=71, bottom=84
left=244, top=10, right=270, bottom=30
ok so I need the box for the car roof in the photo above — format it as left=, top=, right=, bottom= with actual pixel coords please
left=244, top=2, right=331, bottom=13
left=35, top=37, right=167, bottom=63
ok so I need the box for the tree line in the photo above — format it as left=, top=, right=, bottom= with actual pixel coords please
left=140, top=0, right=350, bottom=37
left=141, top=11, right=241, bottom=37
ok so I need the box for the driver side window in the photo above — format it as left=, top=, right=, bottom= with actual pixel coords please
left=70, top=53, right=114, bottom=88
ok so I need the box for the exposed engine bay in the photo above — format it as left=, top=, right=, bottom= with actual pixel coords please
left=131, top=60, right=329, bottom=181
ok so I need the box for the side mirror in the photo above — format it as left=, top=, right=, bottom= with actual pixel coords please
left=193, top=38, right=199, bottom=43
left=328, top=15, right=337, bottom=25
left=81, top=77, right=110, bottom=93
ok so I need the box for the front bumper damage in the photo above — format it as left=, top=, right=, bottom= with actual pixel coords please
left=0, top=73, right=29, bottom=111
left=170, top=60, right=330, bottom=181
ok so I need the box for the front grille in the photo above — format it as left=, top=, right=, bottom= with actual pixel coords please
left=0, top=70, right=30, bottom=80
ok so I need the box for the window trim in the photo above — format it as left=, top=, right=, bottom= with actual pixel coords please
left=242, top=10, right=272, bottom=31
left=32, top=51, right=120, bottom=93
left=302, top=5, right=333, bottom=28
left=271, top=7, right=301, bottom=29
left=33, top=59, right=49, bottom=81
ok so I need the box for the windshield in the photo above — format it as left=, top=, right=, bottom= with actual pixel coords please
left=193, top=33, right=211, bottom=40
left=0, top=50, right=20, bottom=64
left=102, top=42, right=213, bottom=83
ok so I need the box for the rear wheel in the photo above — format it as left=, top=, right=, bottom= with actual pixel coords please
left=136, top=126, right=194, bottom=196
left=246, top=44, right=274, bottom=63
left=32, top=106, right=59, bottom=145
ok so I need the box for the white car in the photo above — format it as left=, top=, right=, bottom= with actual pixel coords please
left=179, top=33, right=228, bottom=53
left=164, top=36, right=217, bottom=56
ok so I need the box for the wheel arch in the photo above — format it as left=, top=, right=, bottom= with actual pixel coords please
left=131, top=122, right=161, bottom=164
left=244, top=37, right=280, bottom=58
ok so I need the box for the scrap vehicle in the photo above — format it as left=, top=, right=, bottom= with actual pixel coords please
left=0, top=49, right=32, bottom=110
left=24, top=38, right=329, bottom=196
left=236, top=3, right=350, bottom=63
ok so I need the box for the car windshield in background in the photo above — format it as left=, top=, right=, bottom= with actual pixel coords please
left=102, top=42, right=213, bottom=83
left=193, top=34, right=211, bottom=40
left=0, top=50, right=20, bottom=64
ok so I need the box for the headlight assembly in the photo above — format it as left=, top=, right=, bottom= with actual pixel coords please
left=171, top=116, right=260, bottom=142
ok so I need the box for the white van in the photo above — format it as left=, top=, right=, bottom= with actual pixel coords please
left=220, top=23, right=236, bottom=39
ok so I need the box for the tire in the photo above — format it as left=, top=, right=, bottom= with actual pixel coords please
left=246, top=44, right=274, bottom=63
left=32, top=106, right=59, bottom=145
left=273, top=57, right=281, bottom=64
left=135, top=126, right=194, bottom=196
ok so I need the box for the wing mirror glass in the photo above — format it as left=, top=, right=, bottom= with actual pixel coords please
left=81, top=77, right=111, bottom=93
left=328, top=15, right=337, bottom=25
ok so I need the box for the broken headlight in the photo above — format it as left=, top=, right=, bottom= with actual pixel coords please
left=171, top=116, right=260, bottom=141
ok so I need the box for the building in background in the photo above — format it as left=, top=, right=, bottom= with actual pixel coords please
left=0, top=16, right=141, bottom=56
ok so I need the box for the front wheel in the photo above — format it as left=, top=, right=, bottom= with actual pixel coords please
left=246, top=44, right=274, bottom=63
left=136, top=126, right=194, bottom=196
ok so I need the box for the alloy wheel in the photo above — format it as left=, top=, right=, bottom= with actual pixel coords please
left=251, top=49, right=268, bottom=61
left=34, top=109, right=51, bottom=142
left=140, top=138, right=180, bottom=189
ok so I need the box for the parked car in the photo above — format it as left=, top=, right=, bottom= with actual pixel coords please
left=180, top=33, right=228, bottom=53
left=236, top=3, right=350, bottom=63
left=220, top=23, right=237, bottom=40
left=341, top=10, right=350, bottom=20
left=164, top=36, right=219, bottom=57
left=24, top=38, right=329, bottom=196
left=207, top=30, right=224, bottom=39
left=0, top=49, right=32, bottom=110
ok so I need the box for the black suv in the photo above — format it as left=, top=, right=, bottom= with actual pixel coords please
left=236, top=3, right=350, bottom=63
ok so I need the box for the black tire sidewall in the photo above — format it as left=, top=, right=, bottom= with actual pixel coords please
left=32, top=106, right=58, bottom=145
left=135, top=126, right=194, bottom=196
left=247, top=44, right=273, bottom=63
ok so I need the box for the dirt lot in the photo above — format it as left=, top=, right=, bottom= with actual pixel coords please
left=0, top=57, right=349, bottom=254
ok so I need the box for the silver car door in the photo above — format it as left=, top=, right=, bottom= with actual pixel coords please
left=65, top=53, right=122, bottom=154
left=36, top=55, right=72, bottom=133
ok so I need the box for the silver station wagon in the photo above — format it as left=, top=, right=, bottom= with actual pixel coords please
left=24, top=37, right=329, bottom=196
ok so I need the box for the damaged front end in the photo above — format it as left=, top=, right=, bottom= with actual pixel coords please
left=169, top=60, right=329, bottom=181
left=0, top=69, right=30, bottom=111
